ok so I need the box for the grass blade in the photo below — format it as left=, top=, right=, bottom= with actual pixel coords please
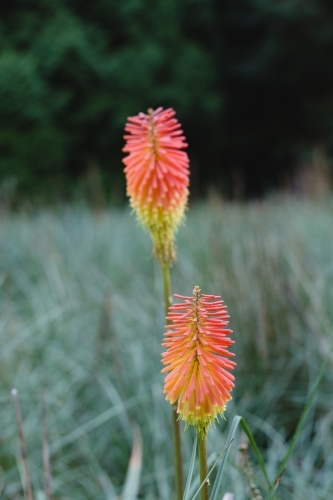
left=211, top=415, right=271, bottom=500
left=121, top=425, right=143, bottom=500
left=42, top=395, right=53, bottom=500
left=240, top=418, right=271, bottom=488
left=182, top=434, right=198, bottom=500
left=264, top=469, right=284, bottom=500
left=263, top=348, right=331, bottom=499
left=51, top=395, right=139, bottom=453
left=274, top=348, right=331, bottom=481
left=11, top=389, right=33, bottom=500
left=210, top=416, right=241, bottom=500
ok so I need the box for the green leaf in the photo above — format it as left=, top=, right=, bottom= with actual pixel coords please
left=211, top=415, right=271, bottom=500
left=210, top=416, right=241, bottom=500
left=240, top=418, right=271, bottom=488
left=264, top=471, right=284, bottom=500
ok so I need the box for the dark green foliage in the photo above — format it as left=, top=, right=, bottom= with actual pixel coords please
left=1, top=0, right=333, bottom=198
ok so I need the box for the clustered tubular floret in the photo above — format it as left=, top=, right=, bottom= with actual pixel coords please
left=162, top=286, right=236, bottom=435
left=122, top=107, right=190, bottom=263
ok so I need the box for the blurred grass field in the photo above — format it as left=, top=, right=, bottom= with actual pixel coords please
left=0, top=197, right=333, bottom=499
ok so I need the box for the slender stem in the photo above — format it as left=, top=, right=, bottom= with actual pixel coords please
left=161, top=263, right=172, bottom=317
left=172, top=405, right=183, bottom=500
left=161, top=262, right=184, bottom=500
left=198, top=433, right=209, bottom=500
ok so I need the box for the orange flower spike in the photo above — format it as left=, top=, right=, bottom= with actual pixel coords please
left=122, top=107, right=190, bottom=264
left=162, top=286, right=236, bottom=436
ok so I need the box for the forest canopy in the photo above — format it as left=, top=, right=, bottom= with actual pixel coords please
left=1, top=0, right=333, bottom=200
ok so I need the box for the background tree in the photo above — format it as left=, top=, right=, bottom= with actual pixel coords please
left=1, top=0, right=333, bottom=200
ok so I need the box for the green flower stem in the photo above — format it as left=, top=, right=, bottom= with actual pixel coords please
left=172, top=405, right=183, bottom=500
left=161, top=263, right=173, bottom=317
left=161, top=262, right=184, bottom=500
left=198, top=433, right=209, bottom=500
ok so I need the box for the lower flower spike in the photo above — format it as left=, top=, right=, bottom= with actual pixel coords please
left=162, top=286, right=236, bottom=436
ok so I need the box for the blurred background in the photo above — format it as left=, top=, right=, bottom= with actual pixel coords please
left=2, top=0, right=333, bottom=205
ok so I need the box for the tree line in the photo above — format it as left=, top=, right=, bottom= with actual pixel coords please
left=1, top=0, right=333, bottom=200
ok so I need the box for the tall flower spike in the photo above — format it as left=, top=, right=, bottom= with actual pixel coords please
left=122, top=107, right=189, bottom=264
left=162, top=286, right=236, bottom=436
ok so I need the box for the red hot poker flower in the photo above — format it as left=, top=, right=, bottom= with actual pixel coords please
left=162, top=286, right=236, bottom=435
left=122, top=107, right=189, bottom=263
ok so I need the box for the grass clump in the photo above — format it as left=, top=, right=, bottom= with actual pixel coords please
left=0, top=197, right=332, bottom=499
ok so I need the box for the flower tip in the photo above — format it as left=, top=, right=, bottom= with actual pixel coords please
left=122, top=106, right=190, bottom=264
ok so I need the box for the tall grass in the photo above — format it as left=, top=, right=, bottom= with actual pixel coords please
left=0, top=197, right=332, bottom=499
